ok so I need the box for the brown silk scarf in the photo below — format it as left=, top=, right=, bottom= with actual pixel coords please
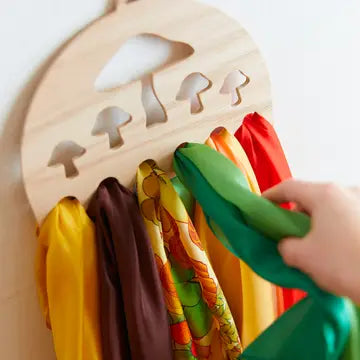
left=87, top=177, right=172, bottom=360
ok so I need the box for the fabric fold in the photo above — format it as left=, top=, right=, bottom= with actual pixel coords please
left=235, top=112, right=306, bottom=308
left=235, top=112, right=292, bottom=196
left=173, top=143, right=351, bottom=360
left=87, top=177, right=172, bottom=360
left=35, top=198, right=102, bottom=360
left=195, top=127, right=277, bottom=346
left=137, top=160, right=242, bottom=360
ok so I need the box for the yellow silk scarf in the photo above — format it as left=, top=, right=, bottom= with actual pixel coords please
left=35, top=198, right=102, bottom=360
left=194, top=128, right=277, bottom=347
left=137, top=160, right=242, bottom=360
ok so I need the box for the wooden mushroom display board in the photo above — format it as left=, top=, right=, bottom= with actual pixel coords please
left=21, top=0, right=273, bottom=223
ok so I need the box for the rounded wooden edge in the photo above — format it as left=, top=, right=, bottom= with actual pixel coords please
left=21, top=0, right=273, bottom=223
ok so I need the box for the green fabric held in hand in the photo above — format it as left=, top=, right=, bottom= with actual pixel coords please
left=342, top=303, right=360, bottom=360
left=173, top=143, right=353, bottom=360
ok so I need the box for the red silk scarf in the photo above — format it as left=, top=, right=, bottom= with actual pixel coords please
left=235, top=112, right=306, bottom=311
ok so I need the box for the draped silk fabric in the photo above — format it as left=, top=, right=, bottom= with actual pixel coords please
left=35, top=198, right=102, bottom=360
left=235, top=112, right=306, bottom=310
left=137, top=160, right=242, bottom=360
left=194, top=127, right=277, bottom=347
left=174, top=143, right=351, bottom=360
left=234, top=112, right=292, bottom=199
left=87, top=178, right=172, bottom=360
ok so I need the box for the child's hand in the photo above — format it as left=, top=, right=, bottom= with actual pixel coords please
left=264, top=180, right=360, bottom=302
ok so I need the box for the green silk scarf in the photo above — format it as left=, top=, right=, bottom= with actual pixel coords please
left=173, top=143, right=355, bottom=360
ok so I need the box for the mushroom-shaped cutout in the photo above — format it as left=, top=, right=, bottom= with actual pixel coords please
left=92, top=107, right=131, bottom=149
left=220, top=70, right=250, bottom=106
left=176, top=72, right=212, bottom=114
left=94, top=33, right=194, bottom=127
left=48, top=140, right=86, bottom=178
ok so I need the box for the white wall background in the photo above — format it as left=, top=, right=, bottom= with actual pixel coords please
left=1, top=1, right=360, bottom=358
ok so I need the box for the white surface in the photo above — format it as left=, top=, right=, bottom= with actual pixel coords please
left=1, top=0, right=360, bottom=358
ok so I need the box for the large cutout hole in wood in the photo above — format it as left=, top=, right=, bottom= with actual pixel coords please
left=92, top=107, right=131, bottom=149
left=48, top=141, right=86, bottom=178
left=220, top=70, right=250, bottom=106
left=94, top=33, right=194, bottom=127
left=176, top=72, right=212, bottom=114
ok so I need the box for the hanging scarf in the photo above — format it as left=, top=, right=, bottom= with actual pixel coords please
left=234, top=112, right=292, bottom=200
left=174, top=143, right=352, bottom=360
left=137, top=160, right=242, bottom=360
left=172, top=176, right=195, bottom=218
left=194, top=127, right=277, bottom=347
left=35, top=198, right=102, bottom=360
left=87, top=178, right=172, bottom=360
left=235, top=112, right=306, bottom=309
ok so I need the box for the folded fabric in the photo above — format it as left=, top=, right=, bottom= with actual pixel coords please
left=173, top=143, right=351, bottom=360
left=195, top=127, right=277, bottom=346
left=35, top=198, right=102, bottom=360
left=235, top=112, right=306, bottom=310
left=87, top=178, right=172, bottom=360
left=234, top=112, right=292, bottom=200
left=172, top=176, right=195, bottom=218
left=342, top=304, right=360, bottom=360
left=137, top=160, right=242, bottom=360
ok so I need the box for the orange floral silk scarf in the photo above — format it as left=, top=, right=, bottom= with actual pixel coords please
left=137, top=160, right=242, bottom=360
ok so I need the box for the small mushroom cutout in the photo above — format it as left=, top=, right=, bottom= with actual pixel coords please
left=176, top=73, right=212, bottom=114
left=220, top=70, right=249, bottom=106
left=48, top=140, right=86, bottom=178
left=92, top=107, right=131, bottom=149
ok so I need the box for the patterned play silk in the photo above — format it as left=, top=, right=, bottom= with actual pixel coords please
left=235, top=112, right=306, bottom=309
left=195, top=127, right=277, bottom=347
left=173, top=143, right=351, bottom=360
left=87, top=178, right=172, bottom=360
left=35, top=198, right=102, bottom=360
left=137, top=160, right=242, bottom=360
